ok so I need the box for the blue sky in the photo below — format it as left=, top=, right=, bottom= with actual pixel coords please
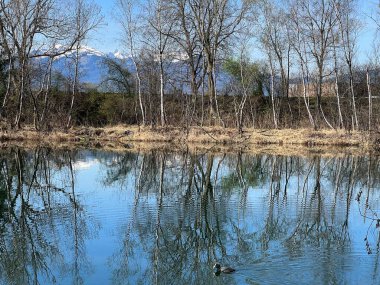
left=88, top=1, right=121, bottom=53
left=356, top=0, right=379, bottom=62
left=90, top=0, right=379, bottom=63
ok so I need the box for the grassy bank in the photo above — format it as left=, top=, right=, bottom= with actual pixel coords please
left=0, top=125, right=375, bottom=152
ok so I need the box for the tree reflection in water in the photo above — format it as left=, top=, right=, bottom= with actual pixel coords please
left=0, top=148, right=379, bottom=285
left=0, top=148, right=95, bottom=285
left=104, top=150, right=380, bottom=285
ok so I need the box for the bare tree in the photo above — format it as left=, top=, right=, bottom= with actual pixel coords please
left=30, top=55, right=53, bottom=129
left=0, top=0, right=101, bottom=129
left=146, top=0, right=176, bottom=127
left=187, top=0, right=249, bottom=123
left=332, top=30, right=344, bottom=129
left=265, top=44, right=279, bottom=128
left=259, top=0, right=292, bottom=126
left=289, top=7, right=315, bottom=128
left=259, top=1, right=284, bottom=128
left=169, top=0, right=204, bottom=125
left=290, top=0, right=337, bottom=129
left=0, top=0, right=57, bottom=128
left=223, top=35, right=260, bottom=133
left=367, top=67, right=372, bottom=132
left=333, top=0, right=360, bottom=130
left=67, top=0, right=102, bottom=129
left=0, top=54, right=12, bottom=118
left=118, top=0, right=146, bottom=125
left=172, top=0, right=203, bottom=98
left=234, top=40, right=255, bottom=134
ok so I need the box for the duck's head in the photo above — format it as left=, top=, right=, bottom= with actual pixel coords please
left=213, top=263, right=221, bottom=270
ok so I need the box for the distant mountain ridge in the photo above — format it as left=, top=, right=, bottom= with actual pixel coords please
left=51, top=46, right=132, bottom=85
left=33, top=45, right=229, bottom=93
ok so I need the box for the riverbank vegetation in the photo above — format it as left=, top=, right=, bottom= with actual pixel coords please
left=0, top=125, right=371, bottom=153
left=1, top=0, right=380, bottom=143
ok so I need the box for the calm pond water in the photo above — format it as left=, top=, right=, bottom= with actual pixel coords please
left=0, top=147, right=379, bottom=285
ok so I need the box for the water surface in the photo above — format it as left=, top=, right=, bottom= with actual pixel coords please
left=0, top=148, right=379, bottom=284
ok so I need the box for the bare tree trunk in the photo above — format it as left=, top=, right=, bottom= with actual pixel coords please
left=123, top=0, right=145, bottom=125
left=31, top=89, right=40, bottom=130
left=201, top=58, right=205, bottom=127
left=159, top=52, right=165, bottom=127
left=301, top=73, right=314, bottom=128
left=333, top=43, right=343, bottom=129
left=152, top=0, right=173, bottom=127
left=14, top=58, right=27, bottom=129
left=286, top=44, right=292, bottom=122
left=212, top=63, right=224, bottom=127
left=67, top=44, right=80, bottom=129
left=31, top=55, right=53, bottom=130
left=135, top=59, right=145, bottom=126
left=334, top=67, right=343, bottom=129
left=333, top=0, right=359, bottom=130
left=207, top=59, right=216, bottom=120
left=316, top=68, right=323, bottom=129
left=301, top=44, right=313, bottom=128
left=367, top=68, right=372, bottom=133
left=0, top=56, right=12, bottom=118
left=236, top=45, right=249, bottom=134
left=268, top=54, right=278, bottom=129
left=349, top=67, right=358, bottom=130
left=291, top=18, right=315, bottom=128
left=317, top=65, right=334, bottom=130
left=40, top=57, right=53, bottom=127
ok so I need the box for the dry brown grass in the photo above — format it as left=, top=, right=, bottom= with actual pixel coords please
left=0, top=125, right=375, bottom=156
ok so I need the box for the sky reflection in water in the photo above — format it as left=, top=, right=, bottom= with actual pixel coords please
left=0, top=148, right=379, bottom=285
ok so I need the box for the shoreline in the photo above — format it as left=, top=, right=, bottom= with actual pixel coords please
left=0, top=125, right=376, bottom=156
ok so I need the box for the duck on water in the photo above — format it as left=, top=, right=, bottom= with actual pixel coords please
left=213, top=263, right=236, bottom=275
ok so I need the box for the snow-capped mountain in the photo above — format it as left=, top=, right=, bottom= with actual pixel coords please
left=45, top=46, right=132, bottom=85
left=32, top=45, right=228, bottom=93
